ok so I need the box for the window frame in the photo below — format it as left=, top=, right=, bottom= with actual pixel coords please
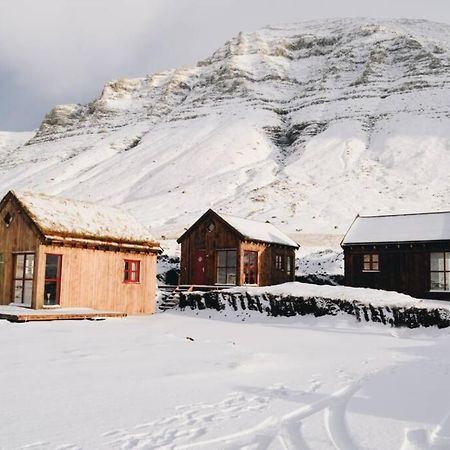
left=44, top=253, right=62, bottom=305
left=243, top=250, right=258, bottom=285
left=3, top=212, right=13, bottom=227
left=430, top=252, right=450, bottom=292
left=215, top=249, right=237, bottom=285
left=12, top=252, right=35, bottom=305
left=275, top=254, right=284, bottom=271
left=362, top=253, right=379, bottom=272
left=124, top=259, right=141, bottom=284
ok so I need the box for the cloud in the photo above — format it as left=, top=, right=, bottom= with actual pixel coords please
left=1, top=0, right=450, bottom=130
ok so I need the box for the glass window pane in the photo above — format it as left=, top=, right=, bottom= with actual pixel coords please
left=227, top=251, right=236, bottom=268
left=363, top=254, right=370, bottom=262
left=431, top=272, right=446, bottom=290
left=431, top=253, right=444, bottom=271
left=24, top=255, right=34, bottom=279
left=13, top=280, right=23, bottom=303
left=217, top=251, right=226, bottom=268
left=45, top=255, right=60, bottom=279
left=363, top=262, right=371, bottom=271
left=372, top=254, right=379, bottom=262
left=372, top=261, right=379, bottom=271
left=23, top=280, right=33, bottom=305
left=44, top=282, right=58, bottom=305
left=243, top=252, right=249, bottom=264
left=15, top=254, right=25, bottom=278
left=227, top=271, right=236, bottom=285
left=446, top=253, right=450, bottom=271
left=446, top=273, right=450, bottom=291
left=217, top=268, right=226, bottom=284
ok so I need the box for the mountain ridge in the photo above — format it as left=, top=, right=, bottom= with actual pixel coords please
left=2, top=17, right=450, bottom=237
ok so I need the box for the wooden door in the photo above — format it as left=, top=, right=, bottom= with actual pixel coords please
left=193, top=250, right=206, bottom=285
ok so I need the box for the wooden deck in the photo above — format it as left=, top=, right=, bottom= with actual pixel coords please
left=0, top=306, right=127, bottom=323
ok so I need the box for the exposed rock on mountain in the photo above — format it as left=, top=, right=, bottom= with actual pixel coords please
left=2, top=18, right=450, bottom=237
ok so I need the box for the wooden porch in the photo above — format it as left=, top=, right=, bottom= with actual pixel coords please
left=0, top=305, right=127, bottom=323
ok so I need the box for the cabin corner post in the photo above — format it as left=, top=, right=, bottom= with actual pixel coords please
left=32, top=245, right=45, bottom=309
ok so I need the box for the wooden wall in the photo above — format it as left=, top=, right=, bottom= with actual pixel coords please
left=0, top=197, right=40, bottom=305
left=179, top=212, right=297, bottom=286
left=35, top=245, right=157, bottom=314
left=179, top=214, right=240, bottom=285
left=267, top=245, right=296, bottom=286
left=344, top=243, right=450, bottom=300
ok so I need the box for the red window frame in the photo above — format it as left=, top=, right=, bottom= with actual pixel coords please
left=44, top=253, right=62, bottom=305
left=243, top=251, right=258, bottom=285
left=362, top=253, right=379, bottom=272
left=124, top=260, right=141, bottom=283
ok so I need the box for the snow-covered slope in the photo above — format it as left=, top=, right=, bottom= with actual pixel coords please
left=2, top=18, right=450, bottom=238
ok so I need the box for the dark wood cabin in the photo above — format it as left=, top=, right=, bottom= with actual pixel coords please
left=342, top=212, right=450, bottom=300
left=0, top=190, right=160, bottom=314
left=177, top=209, right=299, bottom=287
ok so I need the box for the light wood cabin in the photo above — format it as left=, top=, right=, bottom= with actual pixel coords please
left=177, top=209, right=299, bottom=287
left=0, top=191, right=160, bottom=314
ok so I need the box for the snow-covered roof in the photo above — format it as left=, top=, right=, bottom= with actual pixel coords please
left=10, top=191, right=158, bottom=247
left=219, top=212, right=299, bottom=248
left=342, top=212, right=450, bottom=245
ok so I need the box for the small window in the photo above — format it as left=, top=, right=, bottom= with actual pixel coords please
left=363, top=254, right=379, bottom=272
left=124, top=260, right=140, bottom=283
left=275, top=255, right=284, bottom=271
left=286, top=255, right=292, bottom=276
left=430, top=252, right=450, bottom=291
left=3, top=212, right=13, bottom=227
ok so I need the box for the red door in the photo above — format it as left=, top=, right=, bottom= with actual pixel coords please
left=193, top=250, right=206, bottom=285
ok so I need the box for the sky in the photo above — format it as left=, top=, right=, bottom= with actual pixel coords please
left=1, top=0, right=450, bottom=131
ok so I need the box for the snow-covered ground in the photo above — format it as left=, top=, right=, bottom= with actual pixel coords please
left=1, top=312, right=449, bottom=449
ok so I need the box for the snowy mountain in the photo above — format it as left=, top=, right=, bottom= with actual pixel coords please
left=2, top=18, right=450, bottom=238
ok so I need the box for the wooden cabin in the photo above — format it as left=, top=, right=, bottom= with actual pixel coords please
left=0, top=191, right=160, bottom=314
left=177, top=209, right=299, bottom=287
left=342, top=212, right=450, bottom=300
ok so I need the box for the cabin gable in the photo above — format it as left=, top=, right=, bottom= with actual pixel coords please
left=179, top=210, right=297, bottom=287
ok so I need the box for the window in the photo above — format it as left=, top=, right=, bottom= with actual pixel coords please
left=44, top=254, right=62, bottom=305
left=124, top=260, right=140, bottom=283
left=216, top=250, right=236, bottom=285
left=286, top=255, right=292, bottom=276
left=13, top=253, right=34, bottom=305
left=430, top=252, right=450, bottom=291
left=363, top=254, right=379, bottom=272
left=244, top=251, right=258, bottom=285
left=275, top=255, right=284, bottom=270
left=3, top=212, right=13, bottom=227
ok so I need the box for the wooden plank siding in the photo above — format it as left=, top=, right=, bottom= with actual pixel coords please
left=344, top=243, right=450, bottom=300
left=179, top=214, right=240, bottom=285
left=0, top=194, right=158, bottom=314
left=0, top=197, right=41, bottom=305
left=179, top=210, right=296, bottom=287
left=35, top=245, right=157, bottom=314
